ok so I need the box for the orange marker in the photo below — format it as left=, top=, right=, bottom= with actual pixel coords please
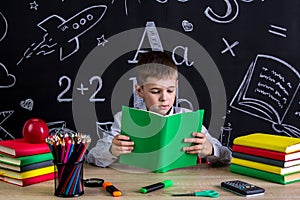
left=103, top=182, right=122, bottom=197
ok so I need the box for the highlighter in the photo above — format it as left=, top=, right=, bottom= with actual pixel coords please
left=140, top=180, right=173, bottom=193
left=103, top=182, right=122, bottom=197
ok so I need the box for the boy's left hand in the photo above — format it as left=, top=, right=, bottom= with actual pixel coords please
left=183, top=132, right=213, bottom=156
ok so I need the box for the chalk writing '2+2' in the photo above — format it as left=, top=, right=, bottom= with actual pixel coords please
left=57, top=75, right=105, bottom=103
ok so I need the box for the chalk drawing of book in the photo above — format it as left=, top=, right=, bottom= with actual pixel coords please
left=230, top=54, right=300, bottom=137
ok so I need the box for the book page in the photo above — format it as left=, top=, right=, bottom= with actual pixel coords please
left=230, top=54, right=300, bottom=136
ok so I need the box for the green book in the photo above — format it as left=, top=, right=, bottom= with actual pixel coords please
left=119, top=106, right=204, bottom=173
left=0, top=152, right=53, bottom=166
left=230, top=164, right=300, bottom=185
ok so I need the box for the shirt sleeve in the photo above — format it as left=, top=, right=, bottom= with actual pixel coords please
left=86, top=112, right=122, bottom=167
left=200, top=126, right=232, bottom=166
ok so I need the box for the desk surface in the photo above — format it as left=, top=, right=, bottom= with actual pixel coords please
left=0, top=163, right=299, bottom=200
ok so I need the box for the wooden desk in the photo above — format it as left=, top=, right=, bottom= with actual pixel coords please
left=0, top=163, right=299, bottom=199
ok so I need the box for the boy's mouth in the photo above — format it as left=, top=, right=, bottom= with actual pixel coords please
left=160, top=105, right=170, bottom=110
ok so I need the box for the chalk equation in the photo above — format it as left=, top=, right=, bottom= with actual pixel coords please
left=17, top=5, right=107, bottom=65
left=57, top=75, right=105, bottom=103
left=230, top=54, right=300, bottom=137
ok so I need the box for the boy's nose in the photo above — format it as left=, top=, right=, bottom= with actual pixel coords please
left=159, top=91, right=168, bottom=101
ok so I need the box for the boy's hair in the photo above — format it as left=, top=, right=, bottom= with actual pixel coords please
left=136, top=51, right=178, bottom=86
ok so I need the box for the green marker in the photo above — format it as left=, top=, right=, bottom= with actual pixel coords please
left=140, top=180, right=173, bottom=193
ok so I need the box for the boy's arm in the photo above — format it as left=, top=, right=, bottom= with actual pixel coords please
left=86, top=112, right=122, bottom=167
left=201, top=126, right=232, bottom=165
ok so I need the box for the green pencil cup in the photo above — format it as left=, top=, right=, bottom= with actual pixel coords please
left=54, top=161, right=84, bottom=197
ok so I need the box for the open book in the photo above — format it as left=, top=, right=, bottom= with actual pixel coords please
left=230, top=54, right=300, bottom=137
left=119, top=106, right=204, bottom=173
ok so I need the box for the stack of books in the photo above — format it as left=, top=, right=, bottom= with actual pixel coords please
left=0, top=138, right=55, bottom=186
left=231, top=133, right=300, bottom=184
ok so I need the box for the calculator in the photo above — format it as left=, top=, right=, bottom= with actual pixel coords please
left=221, top=180, right=265, bottom=197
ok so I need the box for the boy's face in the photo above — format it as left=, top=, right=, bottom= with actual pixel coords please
left=136, top=76, right=177, bottom=115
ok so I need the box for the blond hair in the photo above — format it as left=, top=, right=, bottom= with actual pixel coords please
left=136, top=51, right=178, bottom=86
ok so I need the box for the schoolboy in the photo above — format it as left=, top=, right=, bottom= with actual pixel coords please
left=87, top=51, right=232, bottom=167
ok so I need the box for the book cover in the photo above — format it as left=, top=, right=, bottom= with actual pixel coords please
left=0, top=152, right=53, bottom=166
left=231, top=157, right=300, bottom=175
left=0, top=165, right=54, bottom=179
left=0, top=172, right=55, bottom=186
left=233, top=133, right=300, bottom=153
left=0, top=160, right=53, bottom=172
left=0, top=138, right=51, bottom=157
left=232, top=152, right=300, bottom=168
left=230, top=164, right=300, bottom=185
left=119, top=106, right=204, bottom=173
left=232, top=145, right=300, bottom=161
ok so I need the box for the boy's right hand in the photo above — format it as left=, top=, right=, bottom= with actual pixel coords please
left=110, top=134, right=134, bottom=157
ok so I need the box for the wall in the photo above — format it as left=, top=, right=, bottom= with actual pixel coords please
left=0, top=0, right=299, bottom=149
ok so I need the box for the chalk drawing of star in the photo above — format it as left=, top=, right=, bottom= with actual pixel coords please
left=97, top=34, right=108, bottom=47
left=30, top=1, right=39, bottom=10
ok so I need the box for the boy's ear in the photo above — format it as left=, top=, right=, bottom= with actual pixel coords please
left=135, top=84, right=144, bottom=98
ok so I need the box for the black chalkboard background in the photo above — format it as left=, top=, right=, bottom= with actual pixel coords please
left=0, top=1, right=299, bottom=150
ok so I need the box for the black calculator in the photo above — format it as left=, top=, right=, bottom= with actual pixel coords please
left=221, top=180, right=265, bottom=197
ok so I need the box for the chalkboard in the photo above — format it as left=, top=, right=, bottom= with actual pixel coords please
left=0, top=1, right=299, bottom=150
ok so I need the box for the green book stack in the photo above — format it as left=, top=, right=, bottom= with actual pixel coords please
left=119, top=106, right=204, bottom=173
left=231, top=133, right=300, bottom=184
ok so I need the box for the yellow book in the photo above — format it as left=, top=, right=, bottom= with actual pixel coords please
left=0, top=165, right=54, bottom=179
left=233, top=133, right=300, bottom=153
left=231, top=157, right=300, bottom=175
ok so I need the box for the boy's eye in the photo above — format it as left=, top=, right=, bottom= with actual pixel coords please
left=150, top=90, right=160, bottom=94
left=167, top=90, right=174, bottom=93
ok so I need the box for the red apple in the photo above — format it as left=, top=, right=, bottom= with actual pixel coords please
left=22, top=118, right=49, bottom=143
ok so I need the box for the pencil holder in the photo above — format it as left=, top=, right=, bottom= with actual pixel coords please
left=54, top=161, right=84, bottom=197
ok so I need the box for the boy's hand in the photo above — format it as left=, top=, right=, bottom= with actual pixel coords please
left=110, top=134, right=134, bottom=157
left=183, top=132, right=213, bottom=157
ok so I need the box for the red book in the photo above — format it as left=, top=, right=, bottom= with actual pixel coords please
left=0, top=139, right=50, bottom=157
left=0, top=172, right=55, bottom=186
left=232, top=145, right=300, bottom=161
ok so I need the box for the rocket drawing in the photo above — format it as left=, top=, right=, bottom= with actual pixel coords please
left=17, top=5, right=107, bottom=65
left=37, top=5, right=107, bottom=61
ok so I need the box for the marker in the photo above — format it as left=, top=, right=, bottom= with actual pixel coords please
left=103, top=182, right=122, bottom=197
left=140, top=180, right=173, bottom=193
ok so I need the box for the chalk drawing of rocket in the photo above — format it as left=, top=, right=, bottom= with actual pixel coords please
left=17, top=5, right=107, bottom=65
